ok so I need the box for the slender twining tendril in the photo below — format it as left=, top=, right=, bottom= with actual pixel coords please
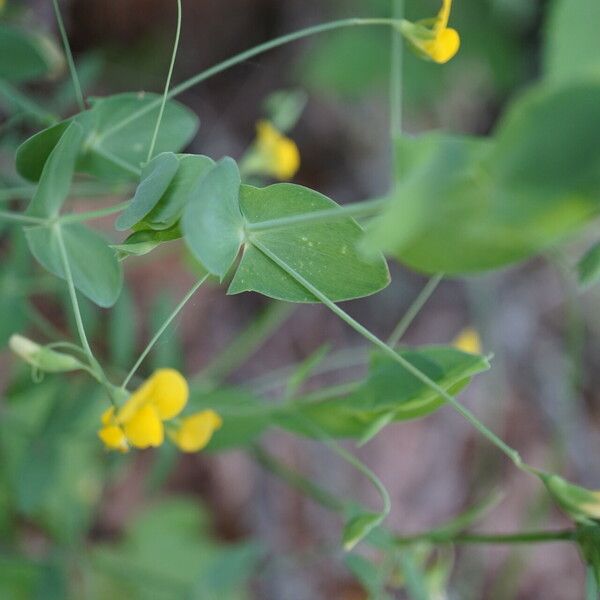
left=146, top=0, right=183, bottom=162
left=52, top=0, right=85, bottom=111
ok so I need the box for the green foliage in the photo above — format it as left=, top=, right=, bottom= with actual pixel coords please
left=277, top=346, right=489, bottom=439
left=16, top=93, right=198, bottom=182
left=364, top=80, right=600, bottom=273
left=89, top=499, right=261, bottom=600
left=577, top=241, right=600, bottom=289
left=0, top=24, right=63, bottom=82
left=26, top=223, right=122, bottom=308
left=544, top=0, right=600, bottom=83
left=26, top=122, right=84, bottom=218
left=229, top=184, right=390, bottom=302
left=115, top=152, right=180, bottom=230
left=182, top=157, right=244, bottom=280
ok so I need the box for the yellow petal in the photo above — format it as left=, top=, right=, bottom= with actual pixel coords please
left=98, top=425, right=128, bottom=452
left=123, top=404, right=164, bottom=449
left=146, top=368, right=189, bottom=420
left=436, top=0, right=453, bottom=31
left=101, top=406, right=116, bottom=426
left=171, top=410, right=223, bottom=453
left=116, top=378, right=154, bottom=424
left=453, top=327, right=481, bottom=354
left=424, top=28, right=460, bottom=64
left=256, top=120, right=300, bottom=181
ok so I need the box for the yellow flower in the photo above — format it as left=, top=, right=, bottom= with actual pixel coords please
left=248, top=120, right=300, bottom=181
left=170, top=410, right=223, bottom=453
left=453, top=327, right=481, bottom=354
left=401, top=0, right=461, bottom=64
left=98, top=369, right=189, bottom=452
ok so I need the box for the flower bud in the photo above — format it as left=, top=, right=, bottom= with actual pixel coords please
left=9, top=334, right=85, bottom=373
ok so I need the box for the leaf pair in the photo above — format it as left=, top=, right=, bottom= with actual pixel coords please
left=121, top=154, right=391, bottom=303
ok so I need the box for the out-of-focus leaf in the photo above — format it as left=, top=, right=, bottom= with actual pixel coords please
left=277, top=346, right=490, bottom=440
left=0, top=25, right=63, bottom=82
left=544, top=0, right=600, bottom=84
left=577, top=241, right=600, bottom=290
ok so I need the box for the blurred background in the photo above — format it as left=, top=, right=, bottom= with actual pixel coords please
left=1, top=0, right=599, bottom=598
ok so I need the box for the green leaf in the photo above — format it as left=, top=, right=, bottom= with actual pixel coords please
left=26, top=224, right=123, bottom=307
left=0, top=25, right=63, bottom=82
left=16, top=121, right=70, bottom=182
left=182, top=157, right=244, bottom=279
left=16, top=93, right=199, bottom=182
left=229, top=184, right=390, bottom=302
left=342, top=512, right=383, bottom=551
left=365, top=81, right=600, bottom=273
left=27, top=122, right=84, bottom=219
left=539, top=472, right=600, bottom=524
left=544, top=0, right=600, bottom=84
left=115, top=152, right=180, bottom=231
left=578, top=242, right=600, bottom=289
left=112, top=225, right=182, bottom=259
left=277, top=346, right=490, bottom=439
left=143, top=154, right=214, bottom=230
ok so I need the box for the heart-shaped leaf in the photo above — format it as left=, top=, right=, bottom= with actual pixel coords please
left=229, top=183, right=390, bottom=302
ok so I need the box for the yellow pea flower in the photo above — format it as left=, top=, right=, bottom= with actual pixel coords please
left=170, top=410, right=223, bottom=453
left=244, top=120, right=300, bottom=181
left=98, top=369, right=189, bottom=452
left=400, top=0, right=461, bottom=64
left=453, top=327, right=481, bottom=354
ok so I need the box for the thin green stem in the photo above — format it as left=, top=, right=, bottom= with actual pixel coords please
left=245, top=197, right=389, bottom=233
left=387, top=273, right=444, bottom=346
left=0, top=210, right=45, bottom=225
left=390, top=0, right=404, bottom=140
left=147, top=0, right=182, bottom=162
left=251, top=238, right=526, bottom=472
left=59, top=201, right=132, bottom=225
left=393, top=529, right=577, bottom=546
left=53, top=223, right=120, bottom=405
left=96, top=18, right=402, bottom=142
left=52, top=0, right=85, bottom=111
left=121, top=275, right=209, bottom=388
left=53, top=224, right=94, bottom=361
